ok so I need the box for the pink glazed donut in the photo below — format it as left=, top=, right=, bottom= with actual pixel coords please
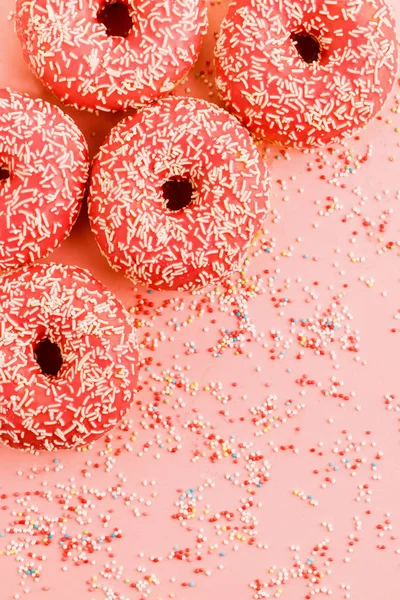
left=87, top=96, right=271, bottom=291
left=0, top=90, right=89, bottom=273
left=0, top=263, right=139, bottom=452
left=15, top=0, right=208, bottom=112
left=214, top=0, right=398, bottom=148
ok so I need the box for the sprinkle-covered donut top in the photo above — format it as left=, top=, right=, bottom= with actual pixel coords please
left=88, top=96, right=271, bottom=291
left=0, top=263, right=139, bottom=452
left=0, top=89, right=89, bottom=273
left=215, top=0, right=398, bottom=148
left=15, top=0, right=208, bottom=112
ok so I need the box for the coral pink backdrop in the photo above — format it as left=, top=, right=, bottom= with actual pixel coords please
left=1, top=1, right=399, bottom=599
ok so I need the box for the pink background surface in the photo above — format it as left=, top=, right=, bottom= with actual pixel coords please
left=1, top=1, right=400, bottom=599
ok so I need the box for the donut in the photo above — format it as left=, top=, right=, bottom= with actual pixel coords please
left=214, top=0, right=398, bottom=148
left=87, top=96, right=271, bottom=291
left=0, top=89, right=89, bottom=273
left=15, top=0, right=208, bottom=112
left=0, top=263, right=139, bottom=452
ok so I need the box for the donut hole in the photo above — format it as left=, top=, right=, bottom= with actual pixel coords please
left=0, top=166, right=10, bottom=183
left=35, top=338, right=63, bottom=377
left=291, top=31, right=321, bottom=64
left=163, top=177, right=194, bottom=212
left=97, top=1, right=134, bottom=38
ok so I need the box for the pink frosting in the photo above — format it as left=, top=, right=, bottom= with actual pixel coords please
left=88, top=96, right=271, bottom=291
left=215, top=0, right=398, bottom=148
left=0, top=263, right=139, bottom=451
left=0, top=89, right=89, bottom=273
left=15, top=0, right=208, bottom=112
